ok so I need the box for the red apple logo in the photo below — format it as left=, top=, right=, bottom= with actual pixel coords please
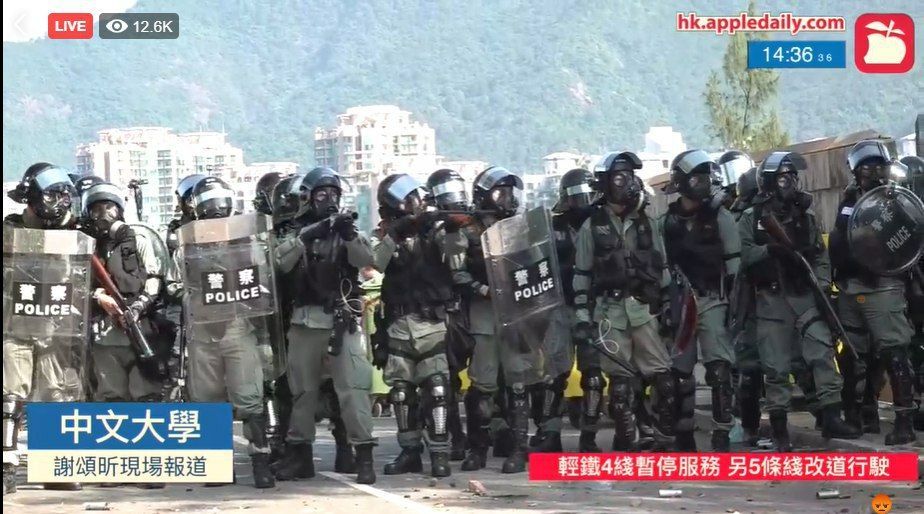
left=855, top=13, right=915, bottom=73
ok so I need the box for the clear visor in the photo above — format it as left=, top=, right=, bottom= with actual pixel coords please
left=386, top=174, right=425, bottom=205
left=719, top=156, right=754, bottom=186
left=193, top=187, right=233, bottom=206
left=34, top=167, right=73, bottom=190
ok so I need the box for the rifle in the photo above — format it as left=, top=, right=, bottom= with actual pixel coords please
left=762, top=213, right=858, bottom=359
left=666, top=265, right=698, bottom=357
left=90, top=254, right=170, bottom=378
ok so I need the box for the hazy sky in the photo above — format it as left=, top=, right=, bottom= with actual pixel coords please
left=3, top=0, right=137, bottom=42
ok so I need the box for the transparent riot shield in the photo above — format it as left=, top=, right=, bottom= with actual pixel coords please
left=3, top=228, right=94, bottom=401
left=130, top=223, right=169, bottom=278
left=848, top=184, right=924, bottom=276
left=178, top=213, right=285, bottom=376
left=482, top=207, right=563, bottom=355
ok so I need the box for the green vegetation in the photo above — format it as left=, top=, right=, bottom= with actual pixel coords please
left=3, top=0, right=920, bottom=180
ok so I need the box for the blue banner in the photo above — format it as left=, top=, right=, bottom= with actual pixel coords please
left=26, top=403, right=233, bottom=451
left=747, top=40, right=846, bottom=69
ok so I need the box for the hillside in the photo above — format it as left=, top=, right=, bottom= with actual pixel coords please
left=3, top=0, right=921, bottom=180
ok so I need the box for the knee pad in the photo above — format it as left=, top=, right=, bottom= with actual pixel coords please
left=607, top=377, right=634, bottom=415
left=3, top=396, right=23, bottom=452
left=704, top=361, right=732, bottom=387
left=581, top=370, right=604, bottom=391
left=423, top=373, right=448, bottom=403
left=738, top=369, right=763, bottom=399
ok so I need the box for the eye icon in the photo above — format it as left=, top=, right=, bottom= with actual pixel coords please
left=106, top=18, right=128, bottom=34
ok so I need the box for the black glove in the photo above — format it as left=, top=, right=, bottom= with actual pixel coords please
left=332, top=214, right=357, bottom=241
left=137, top=355, right=170, bottom=382
left=299, top=219, right=330, bottom=245
left=574, top=321, right=594, bottom=342
left=388, top=216, right=417, bottom=240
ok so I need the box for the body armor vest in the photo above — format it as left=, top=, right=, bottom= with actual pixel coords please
left=294, top=232, right=358, bottom=309
left=590, top=206, right=663, bottom=304
left=552, top=212, right=583, bottom=304
left=381, top=226, right=453, bottom=317
left=751, top=202, right=820, bottom=292
left=828, top=192, right=879, bottom=288
left=663, top=201, right=725, bottom=293
left=92, top=230, right=146, bottom=320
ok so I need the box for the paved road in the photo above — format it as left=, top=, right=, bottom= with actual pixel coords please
left=5, top=418, right=923, bottom=514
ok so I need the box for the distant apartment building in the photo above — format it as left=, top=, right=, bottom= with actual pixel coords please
left=523, top=152, right=601, bottom=209
left=315, top=105, right=441, bottom=232
left=636, top=126, right=687, bottom=179
left=75, top=127, right=245, bottom=229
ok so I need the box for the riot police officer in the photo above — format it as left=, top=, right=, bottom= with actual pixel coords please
left=531, top=168, right=601, bottom=453
left=4, top=164, right=86, bottom=494
left=445, top=166, right=538, bottom=473
left=717, top=150, right=754, bottom=211
left=830, top=141, right=918, bottom=444
left=83, top=182, right=167, bottom=404
left=169, top=176, right=277, bottom=488
left=254, top=172, right=286, bottom=216
left=660, top=150, right=741, bottom=451
left=424, top=168, right=471, bottom=461
left=572, top=152, right=675, bottom=452
left=373, top=173, right=454, bottom=478
left=273, top=167, right=376, bottom=484
left=900, top=155, right=924, bottom=431
left=738, top=151, right=859, bottom=451
left=166, top=174, right=207, bottom=257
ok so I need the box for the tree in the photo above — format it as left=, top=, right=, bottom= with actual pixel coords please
left=704, top=1, right=790, bottom=153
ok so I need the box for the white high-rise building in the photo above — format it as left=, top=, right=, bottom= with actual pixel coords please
left=637, top=126, right=687, bottom=179
left=230, top=162, right=300, bottom=213
left=75, top=127, right=245, bottom=229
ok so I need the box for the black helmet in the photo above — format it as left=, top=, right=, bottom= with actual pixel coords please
left=296, top=167, right=342, bottom=218
left=557, top=168, right=595, bottom=211
left=472, top=166, right=523, bottom=216
left=717, top=150, right=754, bottom=188
left=81, top=182, right=126, bottom=239
left=593, top=151, right=643, bottom=207
left=667, top=149, right=722, bottom=201
left=190, top=176, right=234, bottom=219
left=730, top=166, right=759, bottom=212
left=757, top=151, right=807, bottom=202
left=74, top=174, right=104, bottom=196
left=271, top=173, right=303, bottom=227
left=10, top=163, right=79, bottom=221
left=378, top=173, right=426, bottom=218
left=900, top=155, right=924, bottom=199
left=176, top=173, right=207, bottom=218
left=847, top=140, right=894, bottom=192
left=253, top=171, right=286, bottom=215
left=426, top=168, right=468, bottom=210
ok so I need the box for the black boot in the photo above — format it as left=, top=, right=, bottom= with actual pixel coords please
left=738, top=368, right=763, bottom=447
left=493, top=427, right=514, bottom=458
left=251, top=453, right=276, bottom=489
left=705, top=361, right=734, bottom=452
left=461, top=388, right=491, bottom=471
left=501, top=386, right=530, bottom=474
left=430, top=451, right=451, bottom=478
left=245, top=415, right=276, bottom=488
left=651, top=372, right=677, bottom=450
left=674, top=371, right=696, bottom=451
left=635, top=383, right=656, bottom=451
left=578, top=431, right=600, bottom=452
left=841, top=351, right=864, bottom=432
left=355, top=443, right=376, bottom=484
left=769, top=411, right=792, bottom=452
left=820, top=403, right=861, bottom=440
left=532, top=431, right=563, bottom=452
left=863, top=352, right=883, bottom=434
left=883, top=348, right=918, bottom=446
left=273, top=443, right=315, bottom=480
left=384, top=447, right=423, bottom=474
left=608, top=377, right=636, bottom=451
left=332, top=418, right=357, bottom=473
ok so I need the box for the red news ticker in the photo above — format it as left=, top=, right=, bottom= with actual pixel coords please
left=528, top=453, right=920, bottom=481
left=48, top=13, right=94, bottom=39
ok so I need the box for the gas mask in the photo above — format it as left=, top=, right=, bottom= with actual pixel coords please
left=855, top=161, right=890, bottom=192
left=86, top=201, right=123, bottom=239
left=311, top=186, right=340, bottom=217
left=33, top=188, right=74, bottom=221
left=401, top=190, right=426, bottom=216
left=775, top=167, right=800, bottom=203
left=683, top=172, right=714, bottom=202
left=487, top=185, right=520, bottom=218
left=605, top=170, right=640, bottom=207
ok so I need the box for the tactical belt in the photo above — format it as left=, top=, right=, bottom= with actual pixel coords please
left=390, top=345, right=446, bottom=363
left=387, top=304, right=443, bottom=320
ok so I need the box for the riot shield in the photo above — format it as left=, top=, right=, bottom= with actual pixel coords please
left=847, top=184, right=924, bottom=276
left=3, top=228, right=94, bottom=401
left=178, top=213, right=285, bottom=376
left=130, top=223, right=169, bottom=278
left=481, top=207, right=563, bottom=354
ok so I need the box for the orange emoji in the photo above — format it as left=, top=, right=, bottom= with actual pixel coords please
left=871, top=493, right=892, bottom=514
